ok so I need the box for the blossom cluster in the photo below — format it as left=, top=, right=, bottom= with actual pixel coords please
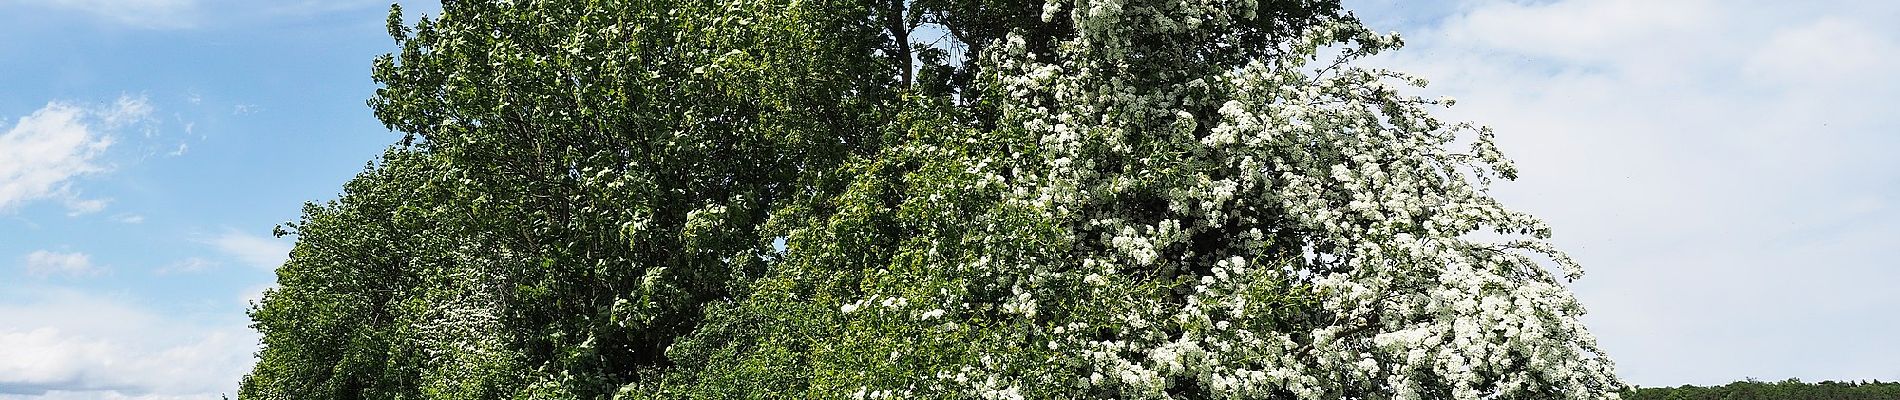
left=841, top=0, right=1633, bottom=398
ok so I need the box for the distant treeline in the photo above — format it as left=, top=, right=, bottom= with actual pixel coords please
left=1624, top=379, right=1900, bottom=399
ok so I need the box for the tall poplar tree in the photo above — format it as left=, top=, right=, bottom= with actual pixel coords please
left=243, top=0, right=1623, bottom=398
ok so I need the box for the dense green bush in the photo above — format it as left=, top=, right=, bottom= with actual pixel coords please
left=241, top=0, right=1621, bottom=398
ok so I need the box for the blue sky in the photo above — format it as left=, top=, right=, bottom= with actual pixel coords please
left=0, top=1, right=438, bottom=398
left=1, top=0, right=1896, bottom=398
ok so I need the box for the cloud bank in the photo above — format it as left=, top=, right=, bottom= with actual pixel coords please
left=0, top=289, right=254, bottom=399
left=1350, top=0, right=1900, bottom=387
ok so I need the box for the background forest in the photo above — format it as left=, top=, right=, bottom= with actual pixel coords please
left=1622, top=380, right=1900, bottom=400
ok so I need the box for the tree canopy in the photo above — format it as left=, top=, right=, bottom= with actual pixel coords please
left=241, top=0, right=1622, bottom=398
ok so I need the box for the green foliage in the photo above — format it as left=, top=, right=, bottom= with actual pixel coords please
left=243, top=0, right=1621, bottom=398
left=249, top=0, right=900, bottom=396
left=1623, top=379, right=1900, bottom=400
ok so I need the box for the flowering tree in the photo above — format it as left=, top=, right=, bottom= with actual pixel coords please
left=243, top=0, right=1621, bottom=398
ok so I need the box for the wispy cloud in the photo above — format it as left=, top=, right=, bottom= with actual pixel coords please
left=98, top=96, right=156, bottom=129
left=1351, top=0, right=1900, bottom=386
left=250, top=0, right=389, bottom=17
left=153, top=257, right=217, bottom=276
left=2, top=0, right=200, bottom=29
left=59, top=198, right=107, bottom=217
left=205, top=230, right=290, bottom=270
left=238, top=284, right=275, bottom=308
left=21, top=251, right=100, bottom=278
left=5, top=0, right=443, bottom=32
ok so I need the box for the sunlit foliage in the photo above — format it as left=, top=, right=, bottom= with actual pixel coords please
left=241, top=0, right=1621, bottom=398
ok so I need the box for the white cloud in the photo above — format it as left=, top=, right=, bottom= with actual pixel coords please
left=0, top=288, right=252, bottom=398
left=1, top=0, right=199, bottom=29
left=0, top=96, right=152, bottom=216
left=22, top=251, right=99, bottom=278
left=205, top=230, right=291, bottom=270
left=0, top=104, right=112, bottom=214
left=1349, top=0, right=1900, bottom=387
left=113, top=214, right=144, bottom=224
